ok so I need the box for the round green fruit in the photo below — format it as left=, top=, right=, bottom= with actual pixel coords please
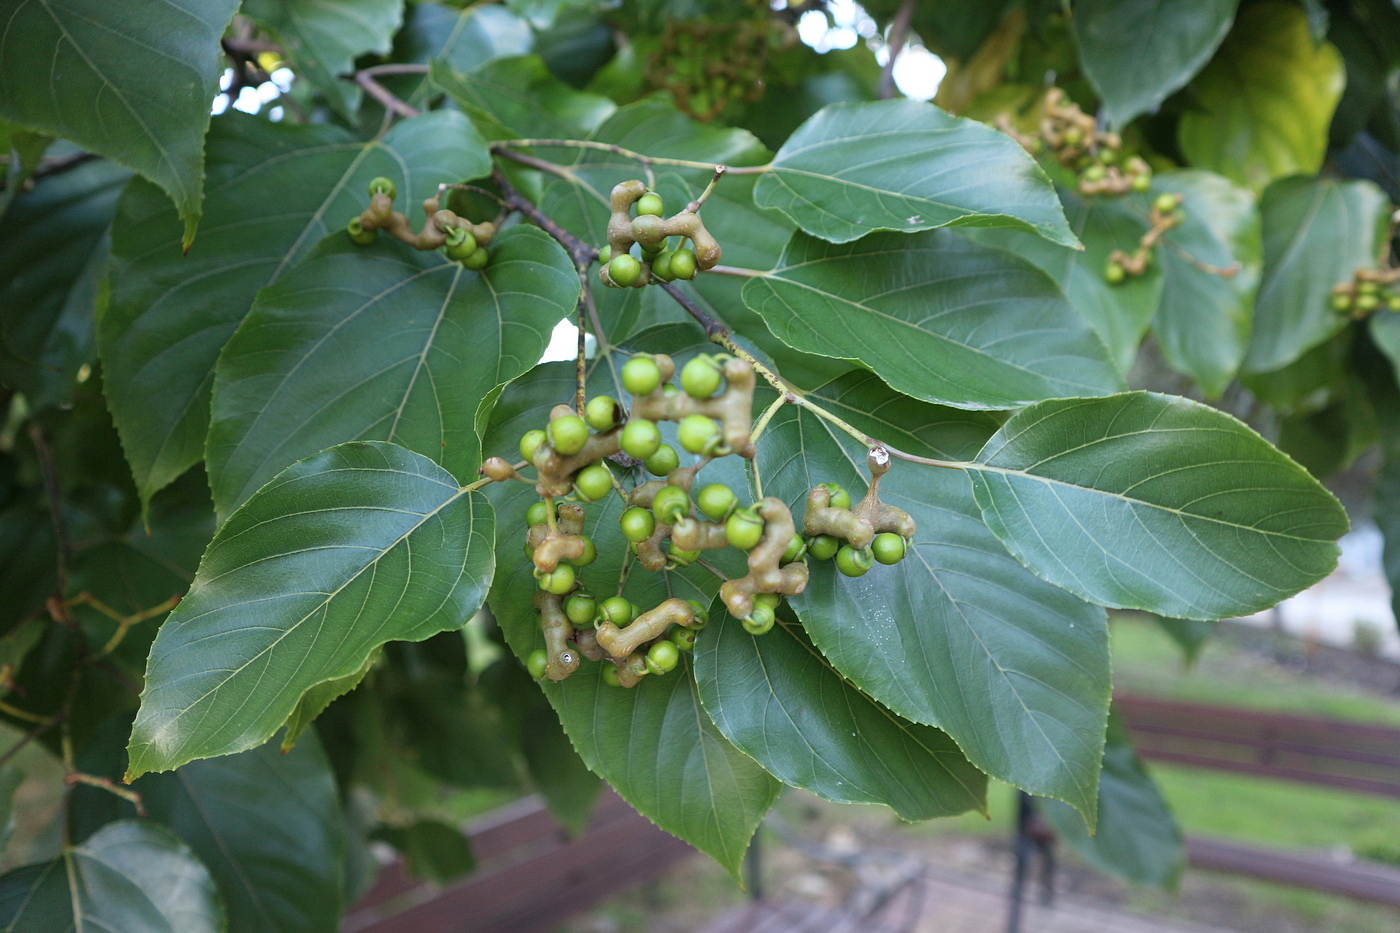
left=650, top=250, right=674, bottom=281
left=569, top=536, right=597, bottom=567
left=652, top=485, right=691, bottom=525
left=669, top=249, right=697, bottom=281
left=636, top=192, right=665, bottom=217
left=1130, top=172, right=1152, bottom=192
left=463, top=247, right=489, bottom=271
left=820, top=482, right=852, bottom=510
left=565, top=593, right=597, bottom=627
left=667, top=542, right=701, bottom=567
left=754, top=592, right=781, bottom=611
left=726, top=507, right=764, bottom=550
left=520, top=429, right=547, bottom=463
left=444, top=228, right=478, bottom=260
left=680, top=356, right=723, bottom=399
left=677, top=414, right=721, bottom=455
left=609, top=254, right=642, bottom=288
left=621, top=356, right=663, bottom=396
left=687, top=599, right=710, bottom=628
left=548, top=415, right=589, bottom=457
left=585, top=395, right=622, bottom=431
left=645, top=640, right=680, bottom=675
left=601, top=664, right=621, bottom=687
left=368, top=176, right=396, bottom=199
left=598, top=245, right=612, bottom=264
left=835, top=545, right=874, bottom=578
left=1104, top=262, right=1126, bottom=285
left=526, top=500, right=549, bottom=527
left=644, top=444, right=680, bottom=476
left=574, top=463, right=613, bottom=502
left=620, top=506, right=656, bottom=543
left=536, top=563, right=577, bottom=594
left=696, top=484, right=738, bottom=521
left=742, top=604, right=775, bottom=635
left=807, top=534, right=840, bottom=561
left=1082, top=163, right=1107, bottom=182
left=346, top=217, right=377, bottom=246
left=871, top=532, right=907, bottom=565
left=669, top=627, right=698, bottom=651
left=526, top=648, right=548, bottom=680
left=1154, top=192, right=1179, bottom=214
left=620, top=418, right=662, bottom=460
left=600, top=596, right=634, bottom=626
left=781, top=534, right=806, bottom=564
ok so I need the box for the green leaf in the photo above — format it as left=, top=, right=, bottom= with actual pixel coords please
left=0, top=501, right=55, bottom=634
left=0, top=0, right=239, bottom=246
left=753, top=100, right=1077, bottom=246
left=741, top=229, right=1123, bottom=409
left=962, top=186, right=1162, bottom=375
left=1374, top=454, right=1400, bottom=628
left=375, top=821, right=475, bottom=884
left=1153, top=617, right=1216, bottom=664
left=1150, top=171, right=1261, bottom=396
left=482, top=354, right=778, bottom=875
left=695, top=606, right=988, bottom=821
left=0, top=165, right=121, bottom=422
left=395, top=3, right=534, bottom=104
left=102, top=111, right=490, bottom=508
left=141, top=735, right=346, bottom=933
left=0, top=821, right=224, bottom=933
left=126, top=441, right=494, bottom=778
left=242, top=0, right=404, bottom=120
left=1370, top=313, right=1400, bottom=384
left=1178, top=1, right=1345, bottom=191
left=430, top=55, right=616, bottom=140
left=969, top=392, right=1349, bottom=621
left=0, top=123, right=49, bottom=218
left=207, top=224, right=576, bottom=520
left=1073, top=0, right=1238, bottom=128
left=1245, top=176, right=1391, bottom=373
left=758, top=373, right=1110, bottom=822
left=1039, top=714, right=1184, bottom=888
left=519, top=696, right=601, bottom=837
left=282, top=649, right=379, bottom=751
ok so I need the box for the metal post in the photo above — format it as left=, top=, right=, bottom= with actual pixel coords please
left=746, top=828, right=764, bottom=902
left=1005, top=792, right=1034, bottom=933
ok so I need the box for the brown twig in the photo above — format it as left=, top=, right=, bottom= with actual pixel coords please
left=354, top=71, right=421, bottom=118
left=878, top=0, right=916, bottom=99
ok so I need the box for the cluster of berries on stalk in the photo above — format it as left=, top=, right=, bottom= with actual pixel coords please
left=1331, top=268, right=1400, bottom=319
left=645, top=16, right=789, bottom=122
left=599, top=182, right=721, bottom=289
left=346, top=176, right=496, bottom=269
left=478, top=344, right=915, bottom=689
left=1104, top=192, right=1184, bottom=285
left=1000, top=89, right=1153, bottom=198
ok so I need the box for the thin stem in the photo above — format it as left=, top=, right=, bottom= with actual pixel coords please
left=65, top=773, right=146, bottom=816
left=0, top=717, right=55, bottom=771
left=354, top=71, right=421, bottom=119
left=750, top=393, right=787, bottom=445
left=359, top=63, right=430, bottom=77
left=686, top=166, right=726, bottom=213
left=494, top=139, right=771, bottom=175
left=707, top=264, right=763, bottom=278
left=693, top=557, right=730, bottom=582
left=0, top=699, right=49, bottom=725
left=437, top=182, right=506, bottom=207
left=879, top=0, right=916, bottom=100
left=789, top=392, right=964, bottom=469
left=493, top=146, right=586, bottom=185
left=493, top=167, right=598, bottom=267
left=576, top=297, right=588, bottom=416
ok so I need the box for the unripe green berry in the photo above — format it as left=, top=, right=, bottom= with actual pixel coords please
left=1063, top=126, right=1083, bottom=146
left=1389, top=295, right=1400, bottom=312
left=697, top=484, right=738, bottom=521
left=620, top=506, right=656, bottom=543
left=548, top=415, right=589, bottom=457
left=598, top=245, right=611, bottom=264
left=871, top=532, right=907, bottom=565
left=463, top=247, right=489, bottom=271
left=669, top=627, right=698, bottom=651
left=621, top=356, right=663, bottom=396
left=1359, top=280, right=1380, bottom=296
left=600, top=596, right=634, bottom=626
left=575, top=463, right=613, bottom=502
left=444, top=228, right=479, bottom=261
left=526, top=648, right=548, bottom=680
left=835, top=545, right=874, bottom=578
left=742, top=603, right=775, bottom=635
left=1331, top=293, right=1353, bottom=312
left=807, top=534, right=839, bottom=560
left=520, top=429, right=547, bottom=463
left=526, top=501, right=549, bottom=527
left=645, top=639, right=680, bottom=675
left=565, top=593, right=597, bottom=627
left=609, top=254, right=642, bottom=288
left=1082, top=163, right=1107, bottom=182
left=652, top=485, right=691, bottom=525
left=677, top=414, right=721, bottom=455
left=680, top=356, right=724, bottom=399
left=726, top=507, right=764, bottom=550
left=754, top=592, right=781, bottom=611
left=1104, top=262, right=1127, bottom=285
left=1099, top=148, right=1118, bottom=165
left=644, top=444, right=680, bottom=476
left=1154, top=192, right=1179, bottom=215
left=536, top=563, right=576, bottom=594
left=650, top=250, right=674, bottom=281
left=601, top=664, right=622, bottom=687
left=667, top=542, right=701, bottom=567
left=670, top=249, right=697, bottom=281
left=569, top=535, right=597, bottom=567
left=687, top=599, right=710, bottom=628
left=620, top=418, right=662, bottom=460
left=368, top=176, right=396, bottom=199
left=636, top=192, right=665, bottom=217
left=1130, top=172, right=1152, bottom=192
left=346, top=217, right=377, bottom=246
left=781, top=534, right=806, bottom=564
left=585, top=395, right=622, bottom=431
left=1357, top=293, right=1380, bottom=312
left=820, top=482, right=852, bottom=510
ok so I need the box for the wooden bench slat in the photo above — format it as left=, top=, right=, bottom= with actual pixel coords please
left=1186, top=836, right=1400, bottom=907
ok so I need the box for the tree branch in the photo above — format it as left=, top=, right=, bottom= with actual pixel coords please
left=878, top=0, right=916, bottom=100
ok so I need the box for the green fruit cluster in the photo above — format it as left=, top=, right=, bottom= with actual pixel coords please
left=1331, top=273, right=1400, bottom=319
left=645, top=17, right=779, bottom=122
left=598, top=181, right=722, bottom=290
left=1104, top=192, right=1183, bottom=286
left=345, top=177, right=496, bottom=270
left=1003, top=88, right=1152, bottom=198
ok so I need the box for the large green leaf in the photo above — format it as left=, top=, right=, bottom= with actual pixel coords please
left=963, top=187, right=1161, bottom=375
left=0, top=821, right=224, bottom=932
left=1245, top=176, right=1391, bottom=374
left=0, top=158, right=127, bottom=407
left=1375, top=454, right=1400, bottom=629
left=394, top=2, right=533, bottom=104
left=969, top=392, right=1349, bottom=621
left=207, top=225, right=576, bottom=520
left=753, top=100, right=1076, bottom=247
left=0, top=0, right=239, bottom=246
left=1073, top=0, right=1238, bottom=128
left=695, top=606, right=988, bottom=821
left=102, top=111, right=490, bottom=508
left=758, top=373, right=1110, bottom=822
left=126, top=441, right=494, bottom=778
left=1150, top=171, right=1261, bottom=396
left=482, top=350, right=778, bottom=875
left=1178, top=1, right=1345, bottom=191
left=242, top=0, right=404, bottom=120
left=430, top=55, right=616, bottom=140
left=140, top=735, right=346, bottom=933
left=1040, top=713, right=1184, bottom=889
left=741, top=229, right=1122, bottom=410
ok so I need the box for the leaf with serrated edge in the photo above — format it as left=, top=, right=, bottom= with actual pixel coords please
left=754, top=99, right=1077, bottom=246
left=126, top=442, right=493, bottom=778
left=207, top=225, right=576, bottom=520
left=1245, top=176, right=1390, bottom=374
left=102, top=111, right=490, bottom=508
left=482, top=343, right=777, bottom=875
left=695, top=606, right=987, bottom=820
left=759, top=373, right=1109, bottom=823
left=0, top=0, right=240, bottom=245
left=743, top=229, right=1122, bottom=409
left=969, top=392, right=1348, bottom=621
left=1074, top=0, right=1239, bottom=128
left=430, top=55, right=616, bottom=140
